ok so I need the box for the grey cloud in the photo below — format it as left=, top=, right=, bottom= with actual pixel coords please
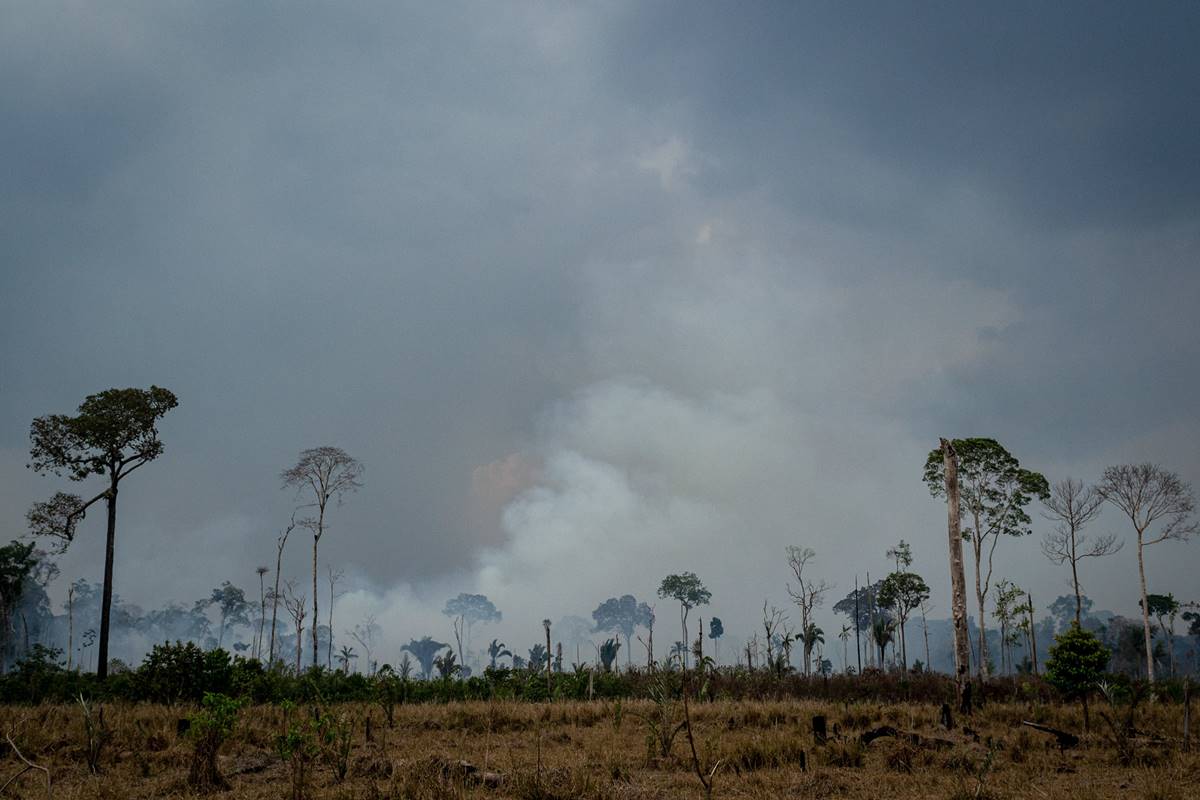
left=0, top=3, right=1197, bottom=661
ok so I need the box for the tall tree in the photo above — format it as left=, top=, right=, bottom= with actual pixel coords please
left=1040, top=478, right=1119, bottom=626
left=26, top=386, right=178, bottom=679
left=326, top=566, right=345, bottom=670
left=442, top=593, right=501, bottom=664
left=402, top=636, right=449, bottom=680
left=708, top=617, right=724, bottom=664
left=591, top=595, right=654, bottom=667
left=282, top=581, right=307, bottom=674
left=924, top=437, right=1049, bottom=678
left=785, top=546, right=831, bottom=676
left=1099, top=463, right=1196, bottom=682
left=936, top=439, right=973, bottom=710
left=281, top=447, right=364, bottom=668
left=268, top=514, right=296, bottom=666
left=199, top=581, right=251, bottom=648
left=350, top=615, right=381, bottom=675
left=254, top=566, right=269, bottom=660
left=657, top=573, right=710, bottom=668
left=877, top=570, right=930, bottom=672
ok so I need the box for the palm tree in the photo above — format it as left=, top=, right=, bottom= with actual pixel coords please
left=487, top=638, right=512, bottom=669
left=800, top=622, right=824, bottom=674
left=871, top=618, right=896, bottom=668
left=338, top=645, right=356, bottom=673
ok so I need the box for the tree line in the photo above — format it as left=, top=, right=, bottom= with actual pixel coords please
left=10, top=386, right=1199, bottom=690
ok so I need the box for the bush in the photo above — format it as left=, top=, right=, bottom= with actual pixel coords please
left=1045, top=624, right=1109, bottom=701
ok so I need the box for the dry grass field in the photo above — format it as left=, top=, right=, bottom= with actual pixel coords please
left=0, top=697, right=1194, bottom=799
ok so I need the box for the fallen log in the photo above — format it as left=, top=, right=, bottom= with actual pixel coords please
left=858, top=726, right=954, bottom=749
left=1020, top=720, right=1080, bottom=751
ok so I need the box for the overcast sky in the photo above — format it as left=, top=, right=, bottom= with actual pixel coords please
left=2, top=2, right=1198, bottom=661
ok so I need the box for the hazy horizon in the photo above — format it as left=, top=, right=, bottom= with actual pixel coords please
left=2, top=2, right=1198, bottom=668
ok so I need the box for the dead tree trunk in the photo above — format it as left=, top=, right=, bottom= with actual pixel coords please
left=942, top=438, right=972, bottom=714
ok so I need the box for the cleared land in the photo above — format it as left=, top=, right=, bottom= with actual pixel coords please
left=0, top=698, right=1193, bottom=799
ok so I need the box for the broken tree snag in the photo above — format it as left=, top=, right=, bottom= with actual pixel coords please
left=941, top=438, right=973, bottom=715
left=1021, top=721, right=1080, bottom=752
left=812, top=715, right=827, bottom=746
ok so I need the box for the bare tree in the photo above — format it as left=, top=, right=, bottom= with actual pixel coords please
left=350, top=615, right=381, bottom=676
left=1041, top=478, right=1119, bottom=626
left=282, top=580, right=307, bottom=675
left=326, top=565, right=345, bottom=670
left=919, top=599, right=933, bottom=670
left=281, top=447, right=364, bottom=668
left=268, top=514, right=296, bottom=665
left=761, top=601, right=787, bottom=670
left=1099, top=464, right=1196, bottom=682
left=785, top=545, right=830, bottom=676
left=254, top=566, right=269, bottom=661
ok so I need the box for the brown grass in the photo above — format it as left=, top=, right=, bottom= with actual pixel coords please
left=0, top=698, right=1193, bottom=799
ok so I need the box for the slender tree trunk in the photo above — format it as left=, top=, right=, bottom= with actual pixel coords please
left=854, top=576, right=862, bottom=673
left=866, top=571, right=875, bottom=669
left=899, top=613, right=907, bottom=672
left=326, top=578, right=334, bottom=670
left=942, top=439, right=972, bottom=712
left=921, top=607, right=930, bottom=670
left=970, top=519, right=990, bottom=679
left=1136, top=531, right=1155, bottom=681
left=269, top=552, right=283, bottom=665
left=97, top=470, right=118, bottom=680
left=67, top=587, right=74, bottom=671
left=1070, top=533, right=1082, bottom=627
left=312, top=505, right=323, bottom=669
left=257, top=572, right=266, bottom=662
left=1027, top=595, right=1038, bottom=674
left=680, top=605, right=688, bottom=668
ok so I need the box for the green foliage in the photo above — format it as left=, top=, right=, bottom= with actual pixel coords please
left=188, top=692, right=243, bottom=792
left=592, top=595, right=655, bottom=644
left=136, top=641, right=232, bottom=704
left=658, top=573, right=712, bottom=610
left=923, top=437, right=1050, bottom=541
left=599, top=638, right=621, bottom=672
left=1045, top=623, right=1110, bottom=700
left=876, top=572, right=930, bottom=617
left=401, top=636, right=449, bottom=679
left=442, top=593, right=501, bottom=624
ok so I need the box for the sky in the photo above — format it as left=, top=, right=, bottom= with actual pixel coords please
left=2, top=2, right=1198, bottom=665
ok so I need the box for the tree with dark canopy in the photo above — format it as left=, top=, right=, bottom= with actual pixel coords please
left=199, top=581, right=251, bottom=649
left=26, top=386, right=178, bottom=679
left=442, top=593, right=501, bottom=663
left=924, top=437, right=1049, bottom=679
left=592, top=594, right=654, bottom=667
left=877, top=570, right=930, bottom=672
left=657, top=574, right=711, bottom=669
left=402, top=636, right=449, bottom=680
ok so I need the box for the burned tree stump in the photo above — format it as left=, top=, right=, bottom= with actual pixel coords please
left=939, top=703, right=954, bottom=730
left=812, top=715, right=827, bottom=745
